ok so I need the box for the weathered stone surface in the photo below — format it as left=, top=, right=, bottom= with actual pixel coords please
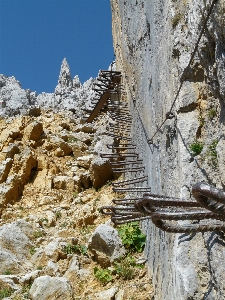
left=0, top=128, right=21, bottom=144
left=13, top=148, right=37, bottom=186
left=216, top=139, right=225, bottom=185
left=0, top=175, right=19, bottom=209
left=45, top=260, right=59, bottom=276
left=0, top=158, right=13, bottom=183
left=49, top=136, right=72, bottom=156
left=94, top=286, right=118, bottom=300
left=21, top=270, right=42, bottom=285
left=0, top=143, right=19, bottom=161
left=0, top=75, right=31, bottom=117
left=0, top=275, right=20, bottom=291
left=80, top=171, right=92, bottom=189
left=0, top=220, right=33, bottom=273
left=23, top=121, right=43, bottom=141
left=29, top=276, right=73, bottom=300
left=43, top=238, right=67, bottom=262
left=53, top=176, right=75, bottom=191
left=75, top=203, right=98, bottom=227
left=88, top=224, right=125, bottom=267
left=77, top=154, right=93, bottom=169
left=70, top=140, right=87, bottom=159
left=54, top=58, right=73, bottom=96
left=115, top=289, right=124, bottom=300
left=111, top=0, right=225, bottom=298
left=76, top=124, right=96, bottom=134
left=89, top=157, right=113, bottom=189
left=28, top=106, right=41, bottom=117
left=64, top=255, right=90, bottom=281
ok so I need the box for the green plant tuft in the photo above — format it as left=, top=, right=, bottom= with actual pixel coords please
left=55, top=211, right=62, bottom=219
left=190, top=141, right=204, bottom=156
left=114, top=256, right=136, bottom=280
left=208, top=108, right=216, bottom=119
left=94, top=267, right=112, bottom=284
left=62, top=243, right=87, bottom=255
left=22, top=283, right=32, bottom=299
left=0, top=288, right=14, bottom=299
left=198, top=115, right=205, bottom=127
left=30, top=247, right=36, bottom=255
left=171, top=13, right=183, bottom=28
left=117, top=222, right=146, bottom=253
left=208, top=139, right=218, bottom=167
left=33, top=230, right=44, bottom=239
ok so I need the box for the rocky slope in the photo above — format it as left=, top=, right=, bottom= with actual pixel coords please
left=0, top=59, right=154, bottom=299
left=0, top=108, right=153, bottom=300
left=111, top=0, right=225, bottom=299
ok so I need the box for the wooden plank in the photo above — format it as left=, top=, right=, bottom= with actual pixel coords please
left=86, top=73, right=121, bottom=123
left=86, top=92, right=110, bottom=123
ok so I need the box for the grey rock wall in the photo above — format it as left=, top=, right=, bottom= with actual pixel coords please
left=111, top=0, right=225, bottom=299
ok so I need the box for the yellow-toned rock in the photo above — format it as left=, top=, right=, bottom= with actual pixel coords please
left=23, top=121, right=43, bottom=141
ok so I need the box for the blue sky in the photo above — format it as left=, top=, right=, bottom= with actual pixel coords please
left=0, top=0, right=114, bottom=94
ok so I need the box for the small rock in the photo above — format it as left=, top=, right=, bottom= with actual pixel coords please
left=0, top=275, right=20, bottom=291
left=50, top=136, right=72, bottom=156
left=0, top=143, right=19, bottom=161
left=94, top=286, right=118, bottom=300
left=115, top=289, right=124, bottom=300
left=21, top=270, right=42, bottom=285
left=55, top=147, right=65, bottom=157
left=77, top=154, right=93, bottom=169
left=28, top=106, right=41, bottom=117
left=30, top=275, right=74, bottom=300
left=45, top=260, right=59, bottom=276
left=43, top=238, right=67, bottom=262
left=0, top=158, right=13, bottom=183
left=0, top=220, right=34, bottom=273
left=80, top=171, right=92, bottom=189
left=136, top=257, right=147, bottom=265
left=90, top=157, right=113, bottom=189
left=23, top=121, right=43, bottom=141
left=53, top=176, right=75, bottom=191
left=88, top=224, right=126, bottom=267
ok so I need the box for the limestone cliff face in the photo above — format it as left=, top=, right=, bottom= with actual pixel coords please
left=111, top=0, right=225, bottom=299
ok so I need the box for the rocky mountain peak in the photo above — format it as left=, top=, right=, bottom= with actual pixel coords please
left=54, top=58, right=73, bottom=95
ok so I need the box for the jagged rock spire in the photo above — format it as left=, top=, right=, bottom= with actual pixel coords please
left=55, top=58, right=73, bottom=95
left=58, top=58, right=72, bottom=88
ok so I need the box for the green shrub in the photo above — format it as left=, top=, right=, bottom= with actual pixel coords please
left=190, top=141, right=204, bottom=156
left=117, top=222, right=146, bottom=253
left=94, top=267, right=112, bottom=284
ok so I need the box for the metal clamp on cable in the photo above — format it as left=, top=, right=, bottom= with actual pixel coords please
left=147, top=139, right=153, bottom=145
left=166, top=112, right=175, bottom=119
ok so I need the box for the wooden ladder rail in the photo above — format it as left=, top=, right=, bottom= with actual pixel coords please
left=86, top=71, right=121, bottom=123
